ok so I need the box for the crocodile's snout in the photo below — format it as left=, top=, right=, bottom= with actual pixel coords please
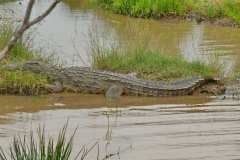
left=23, top=61, right=46, bottom=73
left=25, top=61, right=42, bottom=66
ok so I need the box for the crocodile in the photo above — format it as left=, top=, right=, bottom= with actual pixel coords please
left=4, top=61, right=225, bottom=96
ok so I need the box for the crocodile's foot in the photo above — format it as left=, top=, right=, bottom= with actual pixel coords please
left=193, top=82, right=226, bottom=96
left=44, top=81, right=63, bottom=93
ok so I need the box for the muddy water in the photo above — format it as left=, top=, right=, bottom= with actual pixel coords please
left=1, top=0, right=240, bottom=71
left=0, top=95, right=240, bottom=159
left=1, top=1, right=240, bottom=159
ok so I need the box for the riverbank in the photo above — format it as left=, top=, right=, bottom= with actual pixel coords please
left=96, top=0, right=240, bottom=27
left=0, top=19, right=223, bottom=96
left=0, top=24, right=49, bottom=95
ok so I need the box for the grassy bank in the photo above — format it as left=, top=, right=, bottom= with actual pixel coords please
left=96, top=0, right=240, bottom=25
left=0, top=24, right=49, bottom=95
left=92, top=47, right=219, bottom=81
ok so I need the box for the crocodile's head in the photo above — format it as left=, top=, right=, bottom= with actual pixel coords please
left=22, top=60, right=59, bottom=76
left=22, top=61, right=46, bottom=73
left=22, top=61, right=62, bottom=81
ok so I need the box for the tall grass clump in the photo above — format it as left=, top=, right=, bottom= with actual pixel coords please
left=0, top=123, right=120, bottom=160
left=0, top=124, right=92, bottom=160
left=0, top=125, right=75, bottom=160
left=99, top=0, right=192, bottom=18
left=0, top=22, right=49, bottom=95
left=0, top=22, right=35, bottom=62
left=223, top=0, right=240, bottom=23
left=92, top=47, right=219, bottom=81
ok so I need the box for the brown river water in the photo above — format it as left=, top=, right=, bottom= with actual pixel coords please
left=1, top=0, right=240, bottom=159
left=0, top=94, right=240, bottom=160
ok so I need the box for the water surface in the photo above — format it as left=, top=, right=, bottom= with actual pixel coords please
left=1, top=1, right=240, bottom=159
left=1, top=0, right=240, bottom=73
left=0, top=95, right=239, bottom=160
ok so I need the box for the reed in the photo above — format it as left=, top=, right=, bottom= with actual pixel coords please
left=0, top=124, right=77, bottom=160
left=0, top=123, right=117, bottom=160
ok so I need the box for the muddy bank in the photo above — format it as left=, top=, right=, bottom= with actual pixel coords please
left=152, top=15, right=239, bottom=28
left=0, top=61, right=226, bottom=97
left=169, top=14, right=238, bottom=28
left=0, top=82, right=225, bottom=97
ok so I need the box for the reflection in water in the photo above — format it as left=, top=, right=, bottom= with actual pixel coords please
left=104, top=89, right=123, bottom=157
left=180, top=24, right=236, bottom=76
left=105, top=114, right=112, bottom=144
left=104, top=113, right=114, bottom=158
left=180, top=24, right=205, bottom=62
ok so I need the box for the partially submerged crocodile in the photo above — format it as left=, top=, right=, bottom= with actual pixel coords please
left=4, top=61, right=225, bottom=96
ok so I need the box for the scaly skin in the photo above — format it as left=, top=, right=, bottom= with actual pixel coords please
left=18, top=61, right=223, bottom=96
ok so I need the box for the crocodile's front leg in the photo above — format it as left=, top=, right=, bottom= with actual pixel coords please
left=44, top=81, right=63, bottom=93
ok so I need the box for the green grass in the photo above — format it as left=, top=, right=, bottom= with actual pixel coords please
left=0, top=0, right=15, bottom=4
left=96, top=0, right=240, bottom=24
left=92, top=48, right=219, bottom=81
left=0, top=124, right=83, bottom=160
left=63, top=0, right=90, bottom=10
left=0, top=23, right=49, bottom=95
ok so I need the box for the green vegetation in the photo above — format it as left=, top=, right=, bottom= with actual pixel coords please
left=0, top=125, right=75, bottom=160
left=232, top=56, right=240, bottom=79
left=92, top=47, right=219, bottom=81
left=0, top=23, right=49, bottom=95
left=0, top=124, right=83, bottom=160
left=97, top=0, right=240, bottom=24
left=0, top=0, right=15, bottom=4
left=63, top=0, right=90, bottom=10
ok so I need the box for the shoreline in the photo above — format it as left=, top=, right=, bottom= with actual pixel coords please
left=96, top=0, right=240, bottom=28
left=104, top=11, right=239, bottom=28
left=0, top=63, right=226, bottom=97
left=157, top=14, right=238, bottom=28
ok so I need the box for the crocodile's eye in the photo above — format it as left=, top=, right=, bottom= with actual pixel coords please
left=26, top=61, right=41, bottom=66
